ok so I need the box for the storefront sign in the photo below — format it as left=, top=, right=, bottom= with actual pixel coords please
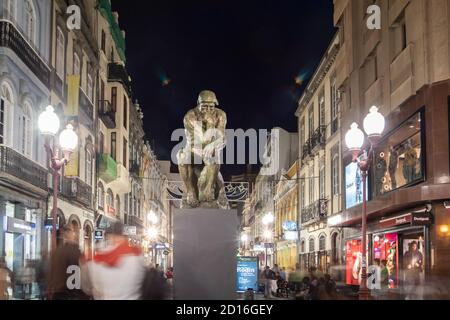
left=252, top=244, right=265, bottom=252
left=154, top=243, right=165, bottom=250
left=282, top=221, right=297, bottom=232
left=124, top=226, right=137, bottom=236
left=94, top=230, right=104, bottom=240
left=236, top=257, right=259, bottom=293
left=284, top=231, right=298, bottom=241
left=380, top=214, right=412, bottom=229
left=6, top=217, right=35, bottom=235
left=411, top=212, right=432, bottom=226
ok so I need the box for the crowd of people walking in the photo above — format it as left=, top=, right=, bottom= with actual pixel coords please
left=0, top=222, right=172, bottom=300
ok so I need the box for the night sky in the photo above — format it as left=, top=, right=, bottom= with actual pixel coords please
left=112, top=0, right=336, bottom=175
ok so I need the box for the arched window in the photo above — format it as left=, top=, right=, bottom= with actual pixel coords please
left=106, top=189, right=114, bottom=209
left=19, top=102, right=33, bottom=157
left=309, top=238, right=315, bottom=253
left=97, top=182, right=104, bottom=209
left=85, top=149, right=92, bottom=186
left=25, top=0, right=37, bottom=45
left=1, top=83, right=14, bottom=146
left=5, top=0, right=17, bottom=21
left=56, top=27, right=65, bottom=79
left=319, top=234, right=326, bottom=252
left=301, top=239, right=306, bottom=253
left=331, top=233, right=339, bottom=264
left=115, top=195, right=120, bottom=217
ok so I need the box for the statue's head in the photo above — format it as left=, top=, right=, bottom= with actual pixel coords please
left=197, top=90, right=219, bottom=114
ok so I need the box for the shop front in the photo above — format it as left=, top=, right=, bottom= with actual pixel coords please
left=344, top=210, right=432, bottom=297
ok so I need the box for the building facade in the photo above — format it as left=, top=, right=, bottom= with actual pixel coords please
left=333, top=0, right=450, bottom=294
left=295, top=32, right=345, bottom=276
left=0, top=0, right=52, bottom=290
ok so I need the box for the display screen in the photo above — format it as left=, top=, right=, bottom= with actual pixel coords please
left=346, top=240, right=362, bottom=286
left=236, top=257, right=259, bottom=293
left=345, top=158, right=368, bottom=209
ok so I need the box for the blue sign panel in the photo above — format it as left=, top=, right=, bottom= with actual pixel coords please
left=236, top=257, right=259, bottom=293
left=282, top=221, right=298, bottom=231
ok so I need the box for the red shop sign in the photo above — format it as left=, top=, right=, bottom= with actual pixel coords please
left=379, top=213, right=412, bottom=229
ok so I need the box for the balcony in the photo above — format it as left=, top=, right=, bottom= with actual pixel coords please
left=331, top=118, right=339, bottom=135
left=301, top=140, right=311, bottom=163
left=301, top=199, right=328, bottom=226
left=79, top=88, right=94, bottom=120
left=108, top=63, right=132, bottom=95
left=0, top=21, right=50, bottom=87
left=99, top=154, right=117, bottom=183
left=61, top=177, right=93, bottom=208
left=130, top=161, right=141, bottom=178
left=99, top=100, right=116, bottom=129
left=310, top=126, right=326, bottom=154
left=0, top=145, right=47, bottom=191
left=108, top=163, right=131, bottom=194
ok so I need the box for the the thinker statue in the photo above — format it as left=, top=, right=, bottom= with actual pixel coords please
left=177, top=90, right=229, bottom=209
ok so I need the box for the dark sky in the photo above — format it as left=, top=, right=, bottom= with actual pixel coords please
left=112, top=0, right=336, bottom=175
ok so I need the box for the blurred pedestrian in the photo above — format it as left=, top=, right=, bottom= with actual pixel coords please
left=0, top=257, right=13, bottom=300
left=83, top=221, right=146, bottom=300
left=49, top=226, right=86, bottom=300
left=141, top=264, right=169, bottom=300
left=279, top=268, right=286, bottom=281
left=36, top=253, right=50, bottom=300
left=262, top=266, right=274, bottom=298
left=324, top=274, right=338, bottom=299
left=16, top=260, right=35, bottom=300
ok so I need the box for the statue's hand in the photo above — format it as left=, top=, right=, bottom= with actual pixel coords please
left=203, top=144, right=216, bottom=160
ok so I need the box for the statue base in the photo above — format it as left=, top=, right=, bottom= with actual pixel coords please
left=173, top=208, right=238, bottom=300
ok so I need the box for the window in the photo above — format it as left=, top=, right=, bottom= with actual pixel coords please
left=101, top=30, right=106, bottom=53
left=362, top=54, right=378, bottom=91
left=106, top=189, right=114, bottom=209
left=301, top=240, right=305, bottom=253
left=5, top=0, right=16, bottom=21
left=73, top=52, right=80, bottom=76
left=390, top=14, right=407, bottom=61
left=319, top=235, right=326, bottom=251
left=24, top=0, right=36, bottom=44
left=111, top=87, right=117, bottom=112
left=123, top=95, right=128, bottom=129
left=319, top=92, right=325, bottom=126
left=300, top=178, right=305, bottom=210
left=20, top=102, right=32, bottom=157
left=1, top=83, right=14, bottom=145
left=308, top=107, right=314, bottom=139
left=87, top=73, right=93, bottom=101
left=110, top=132, right=116, bottom=161
left=85, top=149, right=92, bottom=186
left=309, top=238, right=315, bottom=253
left=100, top=80, right=105, bottom=102
left=124, top=193, right=129, bottom=214
left=56, top=27, right=65, bottom=79
left=331, top=76, right=339, bottom=134
left=123, top=138, right=128, bottom=168
left=309, top=164, right=315, bottom=204
left=99, top=132, right=104, bottom=154
left=111, top=47, right=115, bottom=62
left=332, top=152, right=340, bottom=196
left=319, top=156, right=325, bottom=199
left=97, top=183, right=104, bottom=209
left=115, top=195, right=120, bottom=217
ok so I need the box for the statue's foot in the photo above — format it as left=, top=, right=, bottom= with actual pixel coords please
left=186, top=193, right=199, bottom=207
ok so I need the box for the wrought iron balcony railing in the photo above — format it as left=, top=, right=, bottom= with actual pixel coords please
left=0, top=145, right=47, bottom=190
left=61, top=177, right=93, bottom=208
left=99, top=100, right=116, bottom=129
left=129, top=161, right=140, bottom=177
left=301, top=139, right=311, bottom=162
left=331, top=118, right=339, bottom=135
left=0, top=20, right=50, bottom=87
left=301, top=199, right=328, bottom=225
left=79, top=88, right=94, bottom=120
left=108, top=63, right=132, bottom=95
left=310, top=126, right=326, bottom=153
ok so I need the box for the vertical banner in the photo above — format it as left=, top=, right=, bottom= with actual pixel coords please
left=64, top=150, right=79, bottom=177
left=66, top=75, right=80, bottom=116
left=236, top=257, right=259, bottom=292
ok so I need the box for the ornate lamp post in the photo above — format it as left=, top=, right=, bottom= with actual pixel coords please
left=345, top=106, right=385, bottom=300
left=38, top=106, right=79, bottom=253
left=262, top=212, right=275, bottom=267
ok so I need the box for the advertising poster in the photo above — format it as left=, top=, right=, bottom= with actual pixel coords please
left=402, top=238, right=425, bottom=286
left=346, top=240, right=362, bottom=286
left=373, top=233, right=398, bottom=288
left=345, top=160, right=368, bottom=209
left=236, top=257, right=259, bottom=293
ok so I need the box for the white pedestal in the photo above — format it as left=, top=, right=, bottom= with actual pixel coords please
left=173, top=208, right=238, bottom=300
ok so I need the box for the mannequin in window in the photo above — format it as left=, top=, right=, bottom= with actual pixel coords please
left=402, top=140, right=418, bottom=184
left=388, top=146, right=398, bottom=190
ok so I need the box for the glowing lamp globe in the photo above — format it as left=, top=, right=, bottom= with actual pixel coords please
left=38, top=105, right=60, bottom=136
left=263, top=230, right=272, bottom=240
left=147, top=211, right=159, bottom=225
left=363, top=106, right=385, bottom=143
left=59, top=124, right=78, bottom=153
left=263, top=212, right=274, bottom=225
left=345, top=123, right=365, bottom=152
left=241, top=234, right=248, bottom=242
left=147, top=227, right=158, bottom=239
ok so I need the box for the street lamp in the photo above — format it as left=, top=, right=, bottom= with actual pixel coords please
left=147, top=210, right=159, bottom=225
left=39, top=106, right=78, bottom=253
left=345, top=106, right=385, bottom=300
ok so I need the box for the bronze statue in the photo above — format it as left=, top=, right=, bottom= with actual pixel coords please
left=177, top=90, right=229, bottom=209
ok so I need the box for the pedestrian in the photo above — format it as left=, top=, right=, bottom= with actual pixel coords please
left=36, top=253, right=50, bottom=300
left=16, top=259, right=35, bottom=300
left=279, top=268, right=286, bottom=281
left=0, top=257, right=13, bottom=300
left=82, top=221, right=146, bottom=300
left=262, top=266, right=274, bottom=298
left=324, top=274, right=338, bottom=299
left=141, top=264, right=169, bottom=300
left=48, top=226, right=87, bottom=300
